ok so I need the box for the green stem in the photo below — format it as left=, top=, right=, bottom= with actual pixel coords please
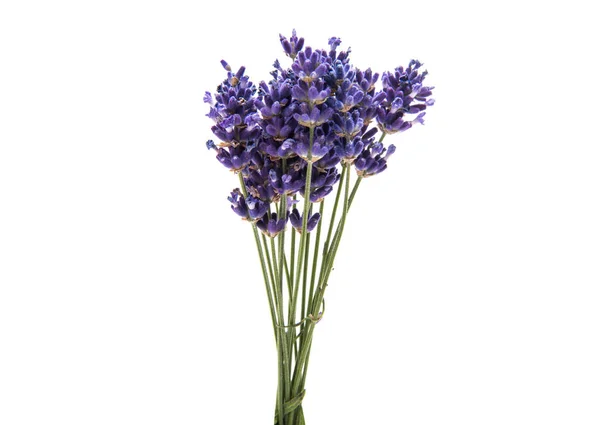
left=288, top=127, right=315, bottom=424
left=289, top=219, right=296, bottom=310
left=348, top=176, right=362, bottom=208
left=319, top=165, right=346, bottom=283
left=299, top=231, right=311, bottom=348
left=271, top=234, right=291, bottom=408
left=289, top=127, right=314, bottom=344
left=262, top=234, right=278, bottom=310
left=271, top=233, right=279, bottom=288
left=308, top=201, right=325, bottom=318
left=237, top=173, right=284, bottom=424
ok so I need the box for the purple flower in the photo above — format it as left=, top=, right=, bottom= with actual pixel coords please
left=310, top=186, right=333, bottom=203
left=245, top=195, right=270, bottom=221
left=354, top=142, right=396, bottom=177
left=328, top=37, right=342, bottom=51
left=376, top=59, right=435, bottom=135
left=287, top=133, right=331, bottom=162
left=334, top=136, right=364, bottom=164
left=291, top=80, right=330, bottom=105
left=291, top=47, right=331, bottom=83
left=332, top=80, right=364, bottom=112
left=228, top=189, right=248, bottom=219
left=333, top=111, right=364, bottom=139
left=268, top=168, right=304, bottom=196
left=294, top=104, right=334, bottom=128
left=256, top=212, right=288, bottom=238
left=289, top=209, right=321, bottom=233
left=279, top=29, right=305, bottom=59
left=314, top=150, right=340, bottom=170
left=258, top=137, right=295, bottom=159
left=375, top=108, right=413, bottom=134
left=213, top=144, right=253, bottom=172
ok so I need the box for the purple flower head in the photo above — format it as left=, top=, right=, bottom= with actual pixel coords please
left=256, top=212, right=288, bottom=238
left=325, top=60, right=355, bottom=88
left=213, top=144, right=253, bottom=172
left=354, top=142, right=396, bottom=178
left=258, top=80, right=293, bottom=110
left=333, top=81, right=364, bottom=112
left=279, top=29, right=305, bottom=59
left=258, top=137, right=295, bottom=159
left=228, top=189, right=248, bottom=219
left=356, top=68, right=379, bottom=93
left=245, top=158, right=279, bottom=202
left=288, top=131, right=331, bottom=163
left=291, top=47, right=331, bottom=83
left=376, top=108, right=413, bottom=135
left=294, top=104, right=334, bottom=128
left=303, top=166, right=340, bottom=202
left=245, top=194, right=270, bottom=221
left=332, top=111, right=364, bottom=139
left=334, top=136, right=365, bottom=164
left=314, top=150, right=340, bottom=171
left=264, top=115, right=294, bottom=141
left=310, top=166, right=339, bottom=189
left=206, top=60, right=261, bottom=148
left=310, top=186, right=333, bottom=203
left=268, top=168, right=304, bottom=196
left=328, top=37, right=342, bottom=52
left=291, top=80, right=330, bottom=105
left=376, top=59, right=434, bottom=134
left=289, top=209, right=321, bottom=233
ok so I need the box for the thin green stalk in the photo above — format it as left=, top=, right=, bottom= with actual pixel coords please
left=237, top=173, right=278, bottom=338
left=237, top=173, right=284, bottom=424
left=262, top=234, right=278, bottom=309
left=270, top=233, right=279, bottom=288
left=277, top=175, right=290, bottom=371
left=275, top=331, right=285, bottom=425
left=271, top=235, right=291, bottom=407
left=253, top=227, right=278, bottom=339
left=289, top=222, right=296, bottom=308
left=288, top=127, right=314, bottom=344
left=287, top=126, right=315, bottom=425
left=319, top=165, right=346, bottom=283
left=299, top=231, right=311, bottom=348
left=348, top=176, right=362, bottom=208
left=284, top=254, right=292, bottom=296
left=307, top=200, right=325, bottom=319
left=299, top=338, right=313, bottom=391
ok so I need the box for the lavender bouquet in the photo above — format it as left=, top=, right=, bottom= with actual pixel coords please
left=204, top=31, right=434, bottom=424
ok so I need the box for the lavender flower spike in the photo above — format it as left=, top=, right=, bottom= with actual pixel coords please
left=289, top=208, right=321, bottom=233
left=279, top=29, right=305, bottom=59
left=256, top=212, right=288, bottom=238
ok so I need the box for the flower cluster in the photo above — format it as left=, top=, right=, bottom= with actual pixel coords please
left=206, top=31, right=434, bottom=237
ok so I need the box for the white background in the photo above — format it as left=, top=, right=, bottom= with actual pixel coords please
left=1, top=1, right=599, bottom=424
